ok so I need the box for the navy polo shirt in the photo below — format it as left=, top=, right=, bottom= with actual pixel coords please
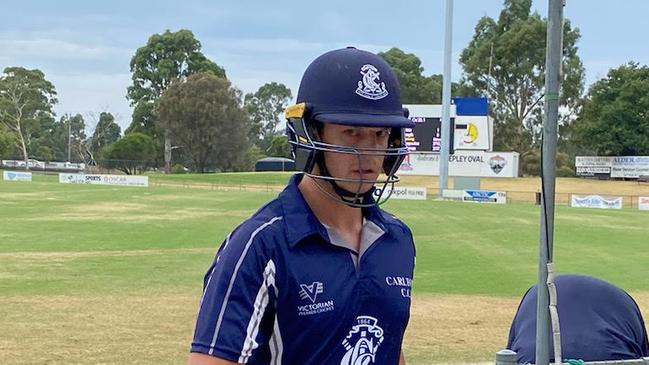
left=191, top=174, right=416, bottom=364
left=507, top=274, right=649, bottom=363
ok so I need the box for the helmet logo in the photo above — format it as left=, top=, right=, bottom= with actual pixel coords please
left=356, top=64, right=388, bottom=100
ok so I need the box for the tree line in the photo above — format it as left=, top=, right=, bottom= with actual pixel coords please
left=2, top=0, right=648, bottom=175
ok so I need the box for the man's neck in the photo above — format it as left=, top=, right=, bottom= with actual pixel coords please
left=298, top=175, right=364, bottom=249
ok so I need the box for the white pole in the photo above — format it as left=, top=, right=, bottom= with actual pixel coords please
left=439, top=0, right=454, bottom=198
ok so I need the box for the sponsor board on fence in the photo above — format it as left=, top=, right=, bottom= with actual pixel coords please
left=59, top=173, right=148, bottom=187
left=442, top=189, right=507, bottom=204
left=639, top=197, right=649, bottom=211
left=610, top=156, right=649, bottom=178
left=398, top=151, right=519, bottom=177
left=576, top=156, right=649, bottom=178
left=3, top=171, right=32, bottom=182
left=570, top=195, right=623, bottom=209
left=376, top=186, right=427, bottom=200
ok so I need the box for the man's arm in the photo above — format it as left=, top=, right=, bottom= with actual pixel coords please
left=187, top=352, right=242, bottom=365
left=400, top=351, right=406, bottom=365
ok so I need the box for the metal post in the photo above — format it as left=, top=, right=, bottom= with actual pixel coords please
left=67, top=116, right=72, bottom=162
left=495, top=349, right=518, bottom=365
left=536, top=1, right=563, bottom=364
left=439, top=0, right=453, bottom=198
left=164, top=132, right=171, bottom=174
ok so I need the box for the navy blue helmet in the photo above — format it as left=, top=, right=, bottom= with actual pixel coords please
left=285, top=47, right=413, bottom=207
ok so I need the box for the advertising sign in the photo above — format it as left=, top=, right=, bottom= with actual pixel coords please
left=570, top=195, right=623, bottom=209
left=3, top=171, right=32, bottom=181
left=378, top=186, right=427, bottom=200
left=442, top=189, right=507, bottom=204
left=576, top=156, right=649, bottom=178
left=453, top=116, right=490, bottom=151
left=59, top=173, right=148, bottom=187
left=398, top=151, right=518, bottom=178
left=610, top=156, right=649, bottom=179
left=639, top=197, right=649, bottom=211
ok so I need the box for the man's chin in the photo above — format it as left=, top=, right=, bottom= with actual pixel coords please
left=337, top=182, right=376, bottom=195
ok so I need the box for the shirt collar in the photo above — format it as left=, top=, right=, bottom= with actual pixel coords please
left=279, top=174, right=388, bottom=248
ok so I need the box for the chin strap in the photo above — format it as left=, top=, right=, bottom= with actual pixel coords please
left=314, top=152, right=376, bottom=206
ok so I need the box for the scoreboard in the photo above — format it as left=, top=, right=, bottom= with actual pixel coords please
left=404, top=117, right=446, bottom=152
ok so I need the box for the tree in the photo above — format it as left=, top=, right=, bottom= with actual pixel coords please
left=571, top=63, right=649, bottom=156
left=157, top=73, right=250, bottom=173
left=63, top=114, right=87, bottom=162
left=100, top=132, right=156, bottom=175
left=244, top=82, right=292, bottom=152
left=0, top=67, right=57, bottom=168
left=125, top=101, right=155, bottom=136
left=0, top=127, right=17, bottom=158
left=459, top=0, right=585, bottom=165
left=266, top=135, right=291, bottom=158
left=126, top=29, right=226, bottom=171
left=90, top=112, right=121, bottom=154
left=30, top=113, right=86, bottom=162
left=241, top=145, right=266, bottom=171
left=127, top=29, right=226, bottom=105
left=378, top=48, right=465, bottom=104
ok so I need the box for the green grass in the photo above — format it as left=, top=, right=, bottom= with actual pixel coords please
left=2, top=174, right=649, bottom=296
left=2, top=173, right=649, bottom=364
left=147, top=171, right=294, bottom=186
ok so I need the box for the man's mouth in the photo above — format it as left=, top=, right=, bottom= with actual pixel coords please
left=352, top=169, right=376, bottom=175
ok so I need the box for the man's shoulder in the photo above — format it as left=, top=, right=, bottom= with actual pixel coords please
left=228, top=198, right=286, bottom=247
left=375, top=209, right=412, bottom=236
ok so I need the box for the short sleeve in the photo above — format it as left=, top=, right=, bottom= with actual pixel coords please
left=190, top=217, right=281, bottom=363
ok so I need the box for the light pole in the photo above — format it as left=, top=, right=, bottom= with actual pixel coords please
left=439, top=0, right=454, bottom=198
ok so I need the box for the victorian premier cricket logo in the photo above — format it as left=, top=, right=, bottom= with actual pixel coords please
left=356, top=64, right=388, bottom=100
left=297, top=281, right=334, bottom=316
left=340, top=316, right=384, bottom=365
left=299, top=282, right=323, bottom=303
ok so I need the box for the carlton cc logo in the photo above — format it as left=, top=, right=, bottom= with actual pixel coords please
left=356, top=64, right=388, bottom=100
left=341, top=316, right=384, bottom=365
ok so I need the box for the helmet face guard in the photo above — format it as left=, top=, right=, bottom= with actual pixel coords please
left=286, top=102, right=410, bottom=208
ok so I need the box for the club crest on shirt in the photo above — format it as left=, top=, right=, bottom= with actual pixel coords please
left=341, top=316, right=384, bottom=365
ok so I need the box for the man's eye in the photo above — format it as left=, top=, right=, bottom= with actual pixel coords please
left=344, top=129, right=360, bottom=136
left=377, top=130, right=390, bottom=138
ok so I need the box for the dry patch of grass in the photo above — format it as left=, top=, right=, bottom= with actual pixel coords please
left=0, top=294, right=197, bottom=365
left=403, top=294, right=519, bottom=364
left=0, top=247, right=214, bottom=262
left=399, top=176, right=649, bottom=203
left=3, top=291, right=649, bottom=364
left=20, top=206, right=251, bottom=223
left=0, top=293, right=520, bottom=365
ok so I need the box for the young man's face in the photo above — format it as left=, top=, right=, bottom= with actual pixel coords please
left=318, top=123, right=391, bottom=194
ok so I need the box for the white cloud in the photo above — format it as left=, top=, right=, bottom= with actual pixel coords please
left=0, top=38, right=129, bottom=60
left=205, top=37, right=328, bottom=54
left=49, top=72, right=133, bottom=133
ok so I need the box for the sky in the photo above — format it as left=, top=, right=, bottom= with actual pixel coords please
left=2, top=0, right=649, bottom=132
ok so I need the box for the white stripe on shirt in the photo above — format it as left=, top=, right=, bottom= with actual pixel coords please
left=207, top=216, right=283, bottom=355
left=269, top=312, right=283, bottom=365
left=238, top=259, right=276, bottom=363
